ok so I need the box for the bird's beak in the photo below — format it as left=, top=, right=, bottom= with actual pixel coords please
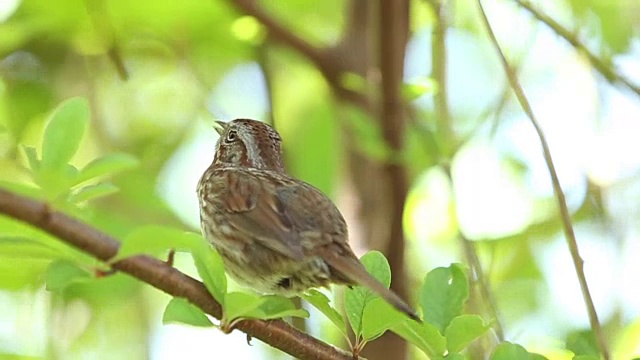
left=213, top=121, right=228, bottom=136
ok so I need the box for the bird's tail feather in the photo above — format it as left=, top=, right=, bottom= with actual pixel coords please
left=320, top=249, right=421, bottom=322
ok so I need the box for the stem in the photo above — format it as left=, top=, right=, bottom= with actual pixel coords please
left=476, top=2, right=609, bottom=358
left=513, top=0, right=640, bottom=98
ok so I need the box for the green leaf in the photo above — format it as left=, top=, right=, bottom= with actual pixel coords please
left=41, top=97, right=89, bottom=171
left=345, top=251, right=391, bottom=338
left=0, top=182, right=43, bottom=199
left=223, top=292, right=267, bottom=321
left=253, top=295, right=309, bottom=320
left=566, top=330, right=600, bottom=357
left=0, top=236, right=61, bottom=259
left=421, top=264, right=469, bottom=333
left=392, top=319, right=446, bottom=358
left=445, top=315, right=490, bottom=353
left=491, top=342, right=532, bottom=360
left=162, top=297, right=214, bottom=327
left=302, top=289, right=348, bottom=337
left=74, top=153, right=138, bottom=185
left=22, top=145, right=40, bottom=172
left=45, top=260, right=91, bottom=292
left=116, top=226, right=203, bottom=260
left=402, top=77, right=437, bottom=101
left=68, top=183, right=119, bottom=204
left=192, top=242, right=227, bottom=306
left=573, top=356, right=599, bottom=360
left=361, top=298, right=406, bottom=341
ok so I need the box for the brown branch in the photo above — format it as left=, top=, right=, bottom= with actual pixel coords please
left=513, top=0, right=640, bottom=98
left=365, top=1, right=411, bottom=359
left=0, top=188, right=353, bottom=360
left=476, top=2, right=610, bottom=359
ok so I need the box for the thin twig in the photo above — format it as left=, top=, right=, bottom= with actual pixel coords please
left=0, top=188, right=354, bottom=360
left=513, top=0, right=640, bottom=97
left=476, top=2, right=609, bottom=359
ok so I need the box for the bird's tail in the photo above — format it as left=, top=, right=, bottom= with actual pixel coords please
left=319, top=249, right=421, bottom=322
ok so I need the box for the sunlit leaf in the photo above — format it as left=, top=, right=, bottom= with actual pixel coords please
left=45, top=260, right=91, bottom=292
left=345, top=251, right=391, bottom=338
left=421, top=264, right=469, bottom=333
left=253, top=295, right=309, bottom=320
left=41, top=97, right=89, bottom=171
left=361, top=297, right=405, bottom=341
left=445, top=315, right=490, bottom=353
left=302, top=289, right=348, bottom=337
left=392, top=319, right=446, bottom=358
left=223, top=292, right=267, bottom=321
left=22, top=145, right=40, bottom=172
left=402, top=77, right=437, bottom=101
left=490, top=342, right=532, bottom=360
left=0, top=236, right=61, bottom=259
left=74, top=153, right=138, bottom=185
left=192, top=242, right=227, bottom=306
left=162, top=297, right=214, bottom=327
left=115, top=226, right=203, bottom=260
left=566, top=330, right=600, bottom=357
left=68, top=183, right=119, bottom=204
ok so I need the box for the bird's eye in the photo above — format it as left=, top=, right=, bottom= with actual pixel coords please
left=225, top=130, right=238, bottom=143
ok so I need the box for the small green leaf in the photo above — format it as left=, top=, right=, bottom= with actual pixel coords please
left=41, top=97, right=89, bottom=171
left=22, top=145, right=40, bottom=172
left=566, top=330, right=600, bottom=357
left=421, top=264, right=469, bottom=333
left=345, top=251, right=391, bottom=338
left=162, top=297, right=214, bottom=327
left=302, top=290, right=348, bottom=337
left=116, top=226, right=203, bottom=260
left=402, top=78, right=437, bottom=101
left=340, top=72, right=368, bottom=94
left=573, top=356, right=599, bottom=360
left=253, top=295, right=309, bottom=320
left=223, top=292, right=267, bottom=321
left=361, top=298, right=405, bottom=341
left=0, top=236, right=61, bottom=259
left=192, top=242, right=227, bottom=305
left=74, top=153, right=138, bottom=185
left=0, top=182, right=43, bottom=199
left=445, top=315, right=490, bottom=353
left=68, top=183, right=119, bottom=204
left=392, top=319, right=446, bottom=358
left=491, top=342, right=532, bottom=360
left=45, top=260, right=91, bottom=292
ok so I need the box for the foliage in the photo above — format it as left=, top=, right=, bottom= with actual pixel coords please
left=1, top=0, right=639, bottom=358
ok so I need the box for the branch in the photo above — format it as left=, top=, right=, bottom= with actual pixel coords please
left=476, top=2, right=610, bottom=359
left=0, top=188, right=353, bottom=360
left=513, top=0, right=640, bottom=98
left=370, top=1, right=412, bottom=358
left=228, top=0, right=328, bottom=74
left=227, top=0, right=372, bottom=113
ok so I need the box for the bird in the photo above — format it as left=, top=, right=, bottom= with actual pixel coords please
left=196, top=118, right=419, bottom=321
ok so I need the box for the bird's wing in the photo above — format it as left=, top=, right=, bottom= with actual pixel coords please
left=217, top=173, right=308, bottom=260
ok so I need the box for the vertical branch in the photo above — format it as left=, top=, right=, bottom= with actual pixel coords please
left=476, top=1, right=609, bottom=359
left=379, top=0, right=409, bottom=303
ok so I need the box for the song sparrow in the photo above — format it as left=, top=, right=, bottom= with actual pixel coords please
left=197, top=118, right=419, bottom=321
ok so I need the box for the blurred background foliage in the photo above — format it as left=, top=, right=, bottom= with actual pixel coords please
left=0, top=0, right=639, bottom=359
